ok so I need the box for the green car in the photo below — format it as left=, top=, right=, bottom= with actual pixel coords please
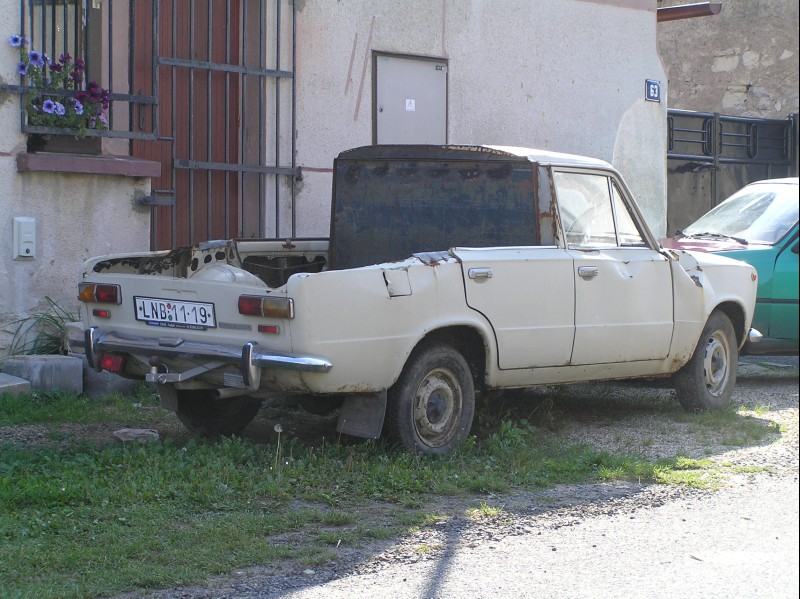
left=664, top=177, right=799, bottom=355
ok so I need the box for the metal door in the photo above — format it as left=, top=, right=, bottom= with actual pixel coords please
left=373, top=54, right=447, bottom=145
left=132, top=0, right=297, bottom=250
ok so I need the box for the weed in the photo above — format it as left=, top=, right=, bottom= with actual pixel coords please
left=3, top=297, right=79, bottom=357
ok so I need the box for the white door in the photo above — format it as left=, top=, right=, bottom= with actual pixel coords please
left=455, top=247, right=575, bottom=369
left=555, top=171, right=674, bottom=365
left=375, top=54, right=447, bottom=144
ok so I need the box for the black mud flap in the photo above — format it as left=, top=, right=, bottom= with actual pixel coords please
left=336, top=391, right=387, bottom=439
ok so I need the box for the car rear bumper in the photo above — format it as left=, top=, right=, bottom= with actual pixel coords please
left=67, top=323, right=332, bottom=390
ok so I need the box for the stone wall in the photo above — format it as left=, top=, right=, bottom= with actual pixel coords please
left=658, top=0, right=799, bottom=117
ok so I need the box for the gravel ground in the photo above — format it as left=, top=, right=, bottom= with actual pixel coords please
left=141, top=358, right=799, bottom=599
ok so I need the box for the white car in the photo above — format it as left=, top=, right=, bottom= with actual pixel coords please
left=70, top=145, right=760, bottom=454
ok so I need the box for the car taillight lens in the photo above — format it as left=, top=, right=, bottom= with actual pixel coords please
left=78, top=283, right=121, bottom=304
left=238, top=295, right=294, bottom=319
left=98, top=353, right=126, bottom=374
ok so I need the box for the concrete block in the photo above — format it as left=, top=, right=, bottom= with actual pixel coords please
left=0, top=373, right=31, bottom=396
left=1, top=355, right=83, bottom=394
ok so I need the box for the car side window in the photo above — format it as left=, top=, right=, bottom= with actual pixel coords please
left=611, top=182, right=646, bottom=247
left=554, top=172, right=617, bottom=248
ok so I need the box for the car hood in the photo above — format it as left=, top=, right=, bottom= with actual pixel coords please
left=661, top=236, right=749, bottom=252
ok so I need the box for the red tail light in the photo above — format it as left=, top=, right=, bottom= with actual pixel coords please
left=238, top=295, right=294, bottom=319
left=92, top=309, right=111, bottom=319
left=78, top=283, right=121, bottom=304
left=99, top=353, right=126, bottom=374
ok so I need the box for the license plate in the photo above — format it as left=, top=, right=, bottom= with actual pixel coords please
left=134, top=296, right=216, bottom=330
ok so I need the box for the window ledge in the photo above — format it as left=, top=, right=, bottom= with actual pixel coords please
left=16, top=152, right=161, bottom=178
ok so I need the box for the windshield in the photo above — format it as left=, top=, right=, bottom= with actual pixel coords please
left=683, top=183, right=799, bottom=244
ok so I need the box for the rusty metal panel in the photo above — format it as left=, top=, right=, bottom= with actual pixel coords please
left=329, top=150, right=538, bottom=270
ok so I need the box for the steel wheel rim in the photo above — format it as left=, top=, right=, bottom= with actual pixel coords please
left=413, top=367, right=463, bottom=448
left=703, top=331, right=730, bottom=396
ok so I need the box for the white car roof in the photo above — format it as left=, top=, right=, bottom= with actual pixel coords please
left=746, top=177, right=798, bottom=186
left=484, top=145, right=614, bottom=170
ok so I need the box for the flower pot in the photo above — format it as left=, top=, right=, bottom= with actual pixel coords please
left=26, top=133, right=102, bottom=155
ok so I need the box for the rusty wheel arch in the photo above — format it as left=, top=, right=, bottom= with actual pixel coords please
left=408, top=326, right=489, bottom=391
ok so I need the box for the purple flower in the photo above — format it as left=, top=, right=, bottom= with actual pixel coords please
left=42, top=99, right=56, bottom=114
left=72, top=99, right=84, bottom=115
left=8, top=34, right=24, bottom=48
left=54, top=101, right=66, bottom=116
left=49, top=63, right=63, bottom=73
left=98, top=113, right=108, bottom=126
left=17, top=62, right=27, bottom=76
left=59, top=53, right=72, bottom=64
left=28, top=50, right=45, bottom=68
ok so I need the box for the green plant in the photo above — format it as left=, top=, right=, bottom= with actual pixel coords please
left=10, top=34, right=110, bottom=134
left=3, top=297, right=80, bottom=357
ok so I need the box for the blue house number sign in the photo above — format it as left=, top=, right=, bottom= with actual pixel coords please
left=645, top=79, right=661, bottom=102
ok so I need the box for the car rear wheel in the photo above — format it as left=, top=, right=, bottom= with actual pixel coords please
left=674, top=310, right=738, bottom=412
left=386, top=343, right=475, bottom=455
left=176, top=390, right=262, bottom=437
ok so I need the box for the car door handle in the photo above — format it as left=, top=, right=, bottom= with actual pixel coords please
left=468, top=267, right=493, bottom=280
left=578, top=266, right=599, bottom=279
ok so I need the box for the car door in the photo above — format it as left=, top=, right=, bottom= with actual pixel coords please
left=554, top=170, right=674, bottom=365
left=768, top=230, right=799, bottom=342
left=456, top=246, right=575, bottom=369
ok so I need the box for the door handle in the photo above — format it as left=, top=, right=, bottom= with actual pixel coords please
left=578, top=266, right=599, bottom=279
left=468, top=267, right=493, bottom=280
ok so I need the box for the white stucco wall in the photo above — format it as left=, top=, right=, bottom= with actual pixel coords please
left=0, top=2, right=150, bottom=351
left=293, top=0, right=668, bottom=237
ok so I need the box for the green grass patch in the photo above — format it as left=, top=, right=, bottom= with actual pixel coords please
left=0, top=408, right=776, bottom=598
left=672, top=404, right=780, bottom=446
left=0, top=387, right=160, bottom=427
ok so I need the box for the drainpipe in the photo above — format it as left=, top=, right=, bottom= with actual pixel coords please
left=657, top=2, right=722, bottom=23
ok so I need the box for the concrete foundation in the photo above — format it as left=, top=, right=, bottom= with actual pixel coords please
left=1, top=355, right=83, bottom=394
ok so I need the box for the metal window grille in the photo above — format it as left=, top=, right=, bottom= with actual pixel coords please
left=146, top=0, right=299, bottom=249
left=8, top=0, right=159, bottom=140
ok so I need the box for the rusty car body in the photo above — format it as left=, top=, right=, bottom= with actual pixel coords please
left=69, top=145, right=760, bottom=454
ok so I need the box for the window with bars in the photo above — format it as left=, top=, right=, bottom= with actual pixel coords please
left=8, top=0, right=159, bottom=141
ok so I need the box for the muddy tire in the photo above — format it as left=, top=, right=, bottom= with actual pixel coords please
left=176, top=390, right=262, bottom=437
left=674, top=310, right=738, bottom=412
left=386, top=343, right=475, bottom=455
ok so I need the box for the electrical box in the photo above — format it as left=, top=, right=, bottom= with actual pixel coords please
left=13, top=217, right=36, bottom=258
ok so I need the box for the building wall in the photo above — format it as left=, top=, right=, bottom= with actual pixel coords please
left=293, top=0, right=669, bottom=237
left=0, top=2, right=150, bottom=351
left=658, top=0, right=799, bottom=117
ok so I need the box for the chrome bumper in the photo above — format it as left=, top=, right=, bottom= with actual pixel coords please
left=748, top=328, right=763, bottom=344
left=80, top=326, right=332, bottom=389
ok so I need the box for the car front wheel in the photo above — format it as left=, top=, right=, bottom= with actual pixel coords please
left=674, top=310, right=738, bottom=412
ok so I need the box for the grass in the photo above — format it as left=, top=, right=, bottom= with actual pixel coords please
left=0, top=386, right=160, bottom=427
left=0, top=392, right=784, bottom=598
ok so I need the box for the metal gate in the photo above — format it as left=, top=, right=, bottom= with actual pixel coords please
left=666, top=109, right=799, bottom=234
left=132, top=0, right=297, bottom=250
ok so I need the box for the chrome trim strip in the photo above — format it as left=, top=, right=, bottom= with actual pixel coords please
left=86, top=328, right=333, bottom=373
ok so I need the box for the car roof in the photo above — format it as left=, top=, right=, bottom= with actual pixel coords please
left=483, top=145, right=614, bottom=169
left=336, top=145, right=615, bottom=170
left=746, top=177, right=799, bottom=186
